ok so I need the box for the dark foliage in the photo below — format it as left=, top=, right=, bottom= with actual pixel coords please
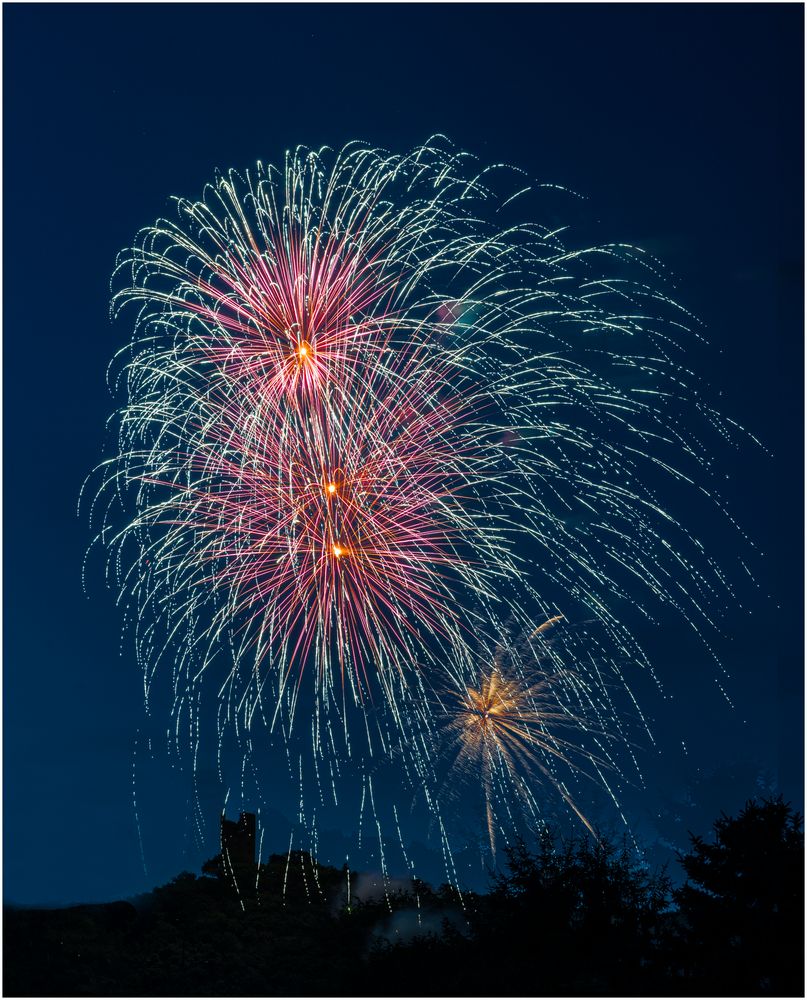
left=4, top=798, right=802, bottom=997
left=672, top=797, right=804, bottom=997
left=365, top=829, right=674, bottom=996
left=3, top=853, right=368, bottom=997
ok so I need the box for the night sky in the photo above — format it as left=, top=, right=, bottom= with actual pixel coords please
left=4, top=2, right=803, bottom=906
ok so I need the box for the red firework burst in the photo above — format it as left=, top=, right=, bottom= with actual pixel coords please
left=140, top=200, right=404, bottom=407
left=141, top=328, right=483, bottom=699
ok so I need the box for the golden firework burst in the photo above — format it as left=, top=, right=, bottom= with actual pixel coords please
left=444, top=617, right=598, bottom=858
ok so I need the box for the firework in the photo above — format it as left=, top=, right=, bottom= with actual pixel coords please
left=119, top=342, right=488, bottom=714
left=437, top=617, right=614, bottom=858
left=86, top=138, right=751, bottom=878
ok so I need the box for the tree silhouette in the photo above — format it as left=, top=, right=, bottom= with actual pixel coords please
left=674, top=796, right=804, bottom=996
left=4, top=798, right=803, bottom=997
left=366, top=829, right=673, bottom=996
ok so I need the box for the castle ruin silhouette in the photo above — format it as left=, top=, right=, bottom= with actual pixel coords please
left=220, top=811, right=256, bottom=867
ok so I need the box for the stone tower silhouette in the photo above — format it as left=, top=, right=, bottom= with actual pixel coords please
left=220, top=811, right=256, bottom=867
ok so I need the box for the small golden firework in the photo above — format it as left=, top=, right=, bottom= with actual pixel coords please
left=443, top=616, right=599, bottom=858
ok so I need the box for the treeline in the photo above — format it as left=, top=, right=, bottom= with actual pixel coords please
left=4, top=797, right=803, bottom=997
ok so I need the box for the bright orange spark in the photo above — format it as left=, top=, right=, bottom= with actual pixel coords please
left=530, top=614, right=564, bottom=638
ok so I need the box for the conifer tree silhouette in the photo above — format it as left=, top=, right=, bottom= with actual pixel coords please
left=675, top=797, right=804, bottom=996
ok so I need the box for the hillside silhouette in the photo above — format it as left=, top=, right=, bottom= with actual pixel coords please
left=4, top=797, right=803, bottom=997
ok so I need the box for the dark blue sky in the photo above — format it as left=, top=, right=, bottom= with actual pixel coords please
left=4, top=3, right=803, bottom=905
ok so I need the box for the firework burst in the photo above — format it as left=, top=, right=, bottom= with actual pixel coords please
left=85, top=138, right=753, bottom=879
left=436, top=617, right=618, bottom=859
